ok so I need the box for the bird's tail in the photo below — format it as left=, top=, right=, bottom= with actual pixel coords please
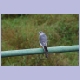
left=44, top=46, right=48, bottom=58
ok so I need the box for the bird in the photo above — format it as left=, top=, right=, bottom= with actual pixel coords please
left=39, top=31, right=48, bottom=58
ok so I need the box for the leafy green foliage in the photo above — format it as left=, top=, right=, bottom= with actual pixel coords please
left=1, top=14, right=79, bottom=66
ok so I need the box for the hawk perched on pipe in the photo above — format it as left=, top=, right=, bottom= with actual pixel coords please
left=39, top=31, right=48, bottom=58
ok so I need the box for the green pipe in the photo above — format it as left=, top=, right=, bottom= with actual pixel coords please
left=1, top=45, right=79, bottom=58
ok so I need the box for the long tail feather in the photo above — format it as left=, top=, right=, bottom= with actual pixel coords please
left=44, top=46, right=48, bottom=58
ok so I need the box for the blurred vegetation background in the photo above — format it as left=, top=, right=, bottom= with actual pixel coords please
left=1, top=14, right=79, bottom=66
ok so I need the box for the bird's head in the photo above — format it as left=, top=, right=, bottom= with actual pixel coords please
left=39, top=31, right=43, bottom=34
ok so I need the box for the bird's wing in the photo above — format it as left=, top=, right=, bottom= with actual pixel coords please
left=39, top=33, right=47, bottom=47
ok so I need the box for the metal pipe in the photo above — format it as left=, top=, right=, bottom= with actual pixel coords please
left=1, top=45, right=79, bottom=58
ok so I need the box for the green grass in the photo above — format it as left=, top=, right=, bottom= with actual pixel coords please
left=1, top=14, right=79, bottom=66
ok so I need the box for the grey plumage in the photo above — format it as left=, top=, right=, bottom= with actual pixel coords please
left=39, top=31, right=48, bottom=58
